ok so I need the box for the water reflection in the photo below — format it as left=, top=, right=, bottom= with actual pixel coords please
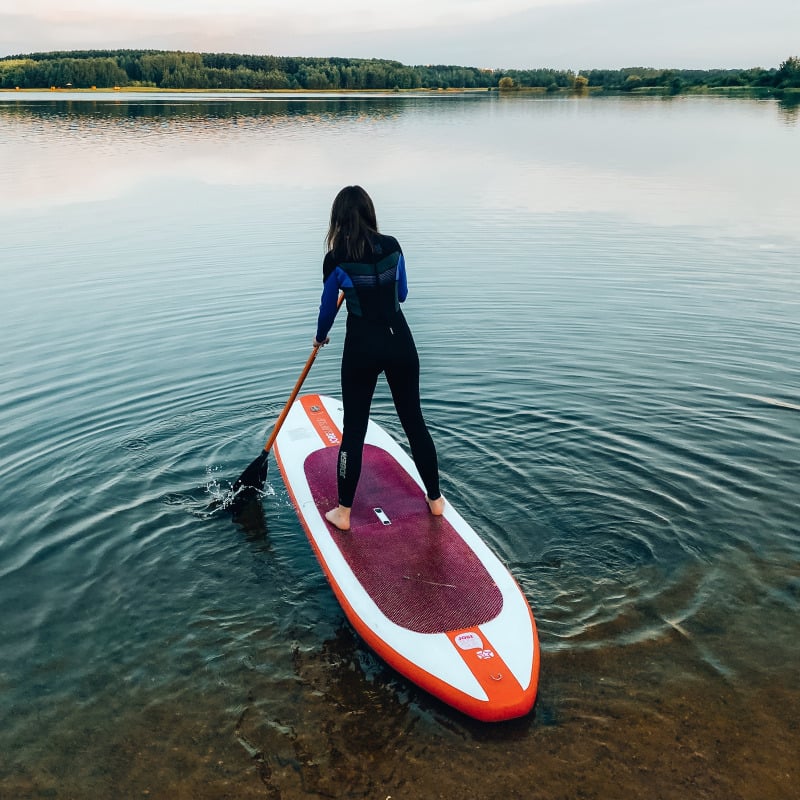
left=1, top=90, right=798, bottom=799
left=776, top=92, right=800, bottom=125
left=2, top=93, right=798, bottom=242
left=0, top=95, right=410, bottom=123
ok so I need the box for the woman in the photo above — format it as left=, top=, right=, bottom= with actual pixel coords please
left=313, top=185, right=444, bottom=531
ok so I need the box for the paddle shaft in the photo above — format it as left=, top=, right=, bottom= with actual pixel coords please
left=261, top=292, right=343, bottom=455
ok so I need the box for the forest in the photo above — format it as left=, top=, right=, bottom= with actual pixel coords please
left=1, top=49, right=798, bottom=93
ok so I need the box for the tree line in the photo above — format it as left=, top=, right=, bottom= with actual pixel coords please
left=579, top=59, right=800, bottom=93
left=1, top=49, right=798, bottom=92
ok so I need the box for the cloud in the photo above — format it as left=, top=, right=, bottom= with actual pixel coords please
left=12, top=0, right=591, bottom=30
left=0, top=0, right=797, bottom=68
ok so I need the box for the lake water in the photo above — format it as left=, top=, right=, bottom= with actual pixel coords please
left=1, top=90, right=798, bottom=798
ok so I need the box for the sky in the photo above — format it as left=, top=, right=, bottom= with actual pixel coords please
left=1, top=0, right=798, bottom=70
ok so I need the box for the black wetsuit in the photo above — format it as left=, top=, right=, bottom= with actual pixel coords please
left=315, top=233, right=441, bottom=508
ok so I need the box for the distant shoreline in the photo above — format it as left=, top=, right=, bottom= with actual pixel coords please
left=2, top=50, right=798, bottom=95
left=2, top=86, right=481, bottom=93
left=2, top=85, right=797, bottom=97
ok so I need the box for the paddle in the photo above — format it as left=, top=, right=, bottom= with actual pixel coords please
left=230, top=292, right=344, bottom=496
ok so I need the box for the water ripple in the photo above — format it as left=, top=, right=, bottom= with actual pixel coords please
left=1, top=97, right=799, bottom=781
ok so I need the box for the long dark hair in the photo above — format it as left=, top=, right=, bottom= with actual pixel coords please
left=325, top=185, right=378, bottom=261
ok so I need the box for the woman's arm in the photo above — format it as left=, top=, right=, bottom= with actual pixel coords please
left=315, top=267, right=352, bottom=345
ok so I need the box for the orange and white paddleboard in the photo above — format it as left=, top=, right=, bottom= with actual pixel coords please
left=273, top=394, right=539, bottom=722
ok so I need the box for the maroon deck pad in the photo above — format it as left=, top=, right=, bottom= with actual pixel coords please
left=304, top=444, right=503, bottom=634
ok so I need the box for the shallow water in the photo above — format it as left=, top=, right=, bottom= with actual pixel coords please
left=1, top=90, right=798, bottom=798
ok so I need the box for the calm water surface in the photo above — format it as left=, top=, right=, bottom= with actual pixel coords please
left=1, top=91, right=798, bottom=798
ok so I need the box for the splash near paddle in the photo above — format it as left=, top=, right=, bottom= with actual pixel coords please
left=273, top=394, right=540, bottom=722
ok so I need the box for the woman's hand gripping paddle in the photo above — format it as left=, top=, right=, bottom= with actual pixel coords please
left=230, top=292, right=343, bottom=497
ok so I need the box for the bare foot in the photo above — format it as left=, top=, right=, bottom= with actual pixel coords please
left=325, top=505, right=351, bottom=531
left=426, top=495, right=445, bottom=516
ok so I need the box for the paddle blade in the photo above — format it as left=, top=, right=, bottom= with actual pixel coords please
left=231, top=449, right=269, bottom=494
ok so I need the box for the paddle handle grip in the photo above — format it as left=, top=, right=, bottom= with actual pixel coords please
left=262, top=292, right=344, bottom=454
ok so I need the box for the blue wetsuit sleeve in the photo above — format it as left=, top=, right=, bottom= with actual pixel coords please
left=316, top=267, right=351, bottom=342
left=397, top=252, right=408, bottom=303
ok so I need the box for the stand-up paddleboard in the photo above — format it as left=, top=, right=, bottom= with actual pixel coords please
left=273, top=394, right=540, bottom=722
